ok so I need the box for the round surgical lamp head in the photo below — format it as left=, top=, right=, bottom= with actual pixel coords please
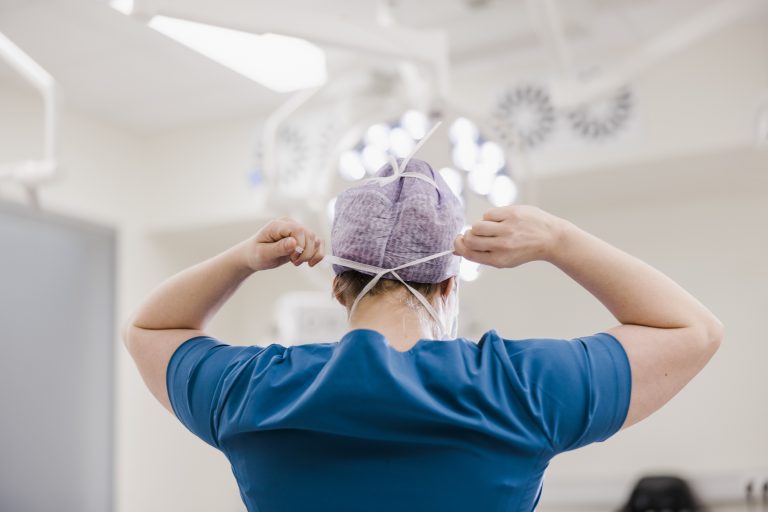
left=339, top=150, right=366, bottom=180
left=488, top=175, right=518, bottom=206
left=400, top=110, right=429, bottom=140
left=438, top=167, right=463, bottom=197
left=388, top=127, right=415, bottom=157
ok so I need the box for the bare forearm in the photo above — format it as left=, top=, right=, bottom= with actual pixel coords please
left=129, top=241, right=254, bottom=331
left=546, top=221, right=722, bottom=335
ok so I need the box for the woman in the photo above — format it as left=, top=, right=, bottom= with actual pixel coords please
left=124, top=158, right=723, bottom=511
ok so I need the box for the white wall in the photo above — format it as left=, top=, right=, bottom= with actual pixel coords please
left=1, top=13, right=766, bottom=512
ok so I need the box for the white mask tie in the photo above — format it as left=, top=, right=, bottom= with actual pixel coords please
left=324, top=250, right=455, bottom=336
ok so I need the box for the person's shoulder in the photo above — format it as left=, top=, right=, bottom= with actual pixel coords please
left=477, top=330, right=591, bottom=364
left=288, top=341, right=340, bottom=353
left=278, top=341, right=340, bottom=361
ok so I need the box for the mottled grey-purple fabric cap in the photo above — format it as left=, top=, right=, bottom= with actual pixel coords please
left=331, top=158, right=464, bottom=283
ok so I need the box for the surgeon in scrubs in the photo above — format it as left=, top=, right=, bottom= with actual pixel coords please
left=124, top=155, right=723, bottom=512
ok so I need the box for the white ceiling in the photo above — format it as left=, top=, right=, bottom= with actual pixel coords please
left=0, top=0, right=733, bottom=129
left=0, top=0, right=286, bottom=127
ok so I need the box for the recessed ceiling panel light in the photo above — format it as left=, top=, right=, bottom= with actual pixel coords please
left=148, top=16, right=327, bottom=93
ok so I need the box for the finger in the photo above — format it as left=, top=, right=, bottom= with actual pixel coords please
left=308, top=238, right=325, bottom=267
left=295, top=233, right=316, bottom=265
left=482, top=207, right=509, bottom=222
left=470, top=220, right=505, bottom=237
left=290, top=228, right=308, bottom=263
left=263, top=219, right=299, bottom=242
left=454, top=235, right=496, bottom=266
left=462, top=231, right=497, bottom=252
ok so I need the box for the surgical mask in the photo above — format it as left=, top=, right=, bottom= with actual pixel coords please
left=323, top=251, right=460, bottom=340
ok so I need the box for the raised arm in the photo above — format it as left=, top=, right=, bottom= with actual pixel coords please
left=123, top=218, right=324, bottom=412
left=454, top=205, right=723, bottom=429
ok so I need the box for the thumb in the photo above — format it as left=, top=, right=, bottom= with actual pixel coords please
left=279, top=236, right=297, bottom=255
left=453, top=235, right=466, bottom=256
left=265, top=236, right=297, bottom=259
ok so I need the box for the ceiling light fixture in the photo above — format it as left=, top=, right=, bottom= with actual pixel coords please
left=147, top=16, right=327, bottom=93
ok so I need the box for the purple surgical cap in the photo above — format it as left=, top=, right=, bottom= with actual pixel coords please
left=331, top=158, right=464, bottom=284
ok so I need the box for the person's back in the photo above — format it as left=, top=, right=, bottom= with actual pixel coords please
left=125, top=156, right=722, bottom=511
left=168, top=328, right=629, bottom=511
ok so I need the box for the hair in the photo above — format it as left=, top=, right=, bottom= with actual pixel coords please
left=332, top=270, right=443, bottom=310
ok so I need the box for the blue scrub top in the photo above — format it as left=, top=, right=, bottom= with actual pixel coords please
left=167, top=329, right=631, bottom=512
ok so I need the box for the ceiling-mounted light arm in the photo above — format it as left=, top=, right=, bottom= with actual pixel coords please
left=0, top=31, right=59, bottom=207
left=131, top=0, right=451, bottom=99
left=0, top=31, right=57, bottom=162
left=374, top=0, right=450, bottom=106
left=543, top=0, right=768, bottom=108
left=525, top=0, right=575, bottom=78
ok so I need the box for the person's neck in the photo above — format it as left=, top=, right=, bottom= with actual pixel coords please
left=348, top=293, right=438, bottom=352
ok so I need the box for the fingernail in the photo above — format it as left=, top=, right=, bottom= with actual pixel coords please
left=295, top=246, right=304, bottom=254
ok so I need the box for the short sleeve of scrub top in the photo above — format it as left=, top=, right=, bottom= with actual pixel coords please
left=497, top=332, right=632, bottom=453
left=165, top=336, right=272, bottom=448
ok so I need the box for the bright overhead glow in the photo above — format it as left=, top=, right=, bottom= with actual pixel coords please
left=339, top=150, right=365, bottom=180
left=467, top=163, right=497, bottom=195
left=449, top=117, right=479, bottom=145
left=109, top=0, right=133, bottom=15
left=364, top=123, right=391, bottom=150
left=488, top=175, right=518, bottom=206
left=389, top=127, right=415, bottom=158
left=438, top=167, right=463, bottom=197
left=479, top=141, right=505, bottom=171
left=326, top=197, right=337, bottom=224
left=459, top=258, right=481, bottom=282
left=147, top=16, right=327, bottom=93
left=361, top=145, right=388, bottom=174
left=400, top=110, right=428, bottom=140
left=452, top=141, right=479, bottom=171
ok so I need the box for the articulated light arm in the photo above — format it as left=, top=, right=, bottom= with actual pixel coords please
left=0, top=30, right=59, bottom=189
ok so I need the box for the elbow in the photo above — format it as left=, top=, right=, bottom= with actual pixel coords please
left=699, top=316, right=724, bottom=355
left=708, top=317, right=724, bottom=348
left=121, top=316, right=138, bottom=351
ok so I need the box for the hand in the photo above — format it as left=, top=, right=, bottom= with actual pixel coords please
left=245, top=217, right=325, bottom=271
left=454, top=205, right=566, bottom=268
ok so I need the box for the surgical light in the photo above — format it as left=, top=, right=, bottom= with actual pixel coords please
left=451, top=141, right=480, bottom=171
left=459, top=258, right=481, bottom=282
left=339, top=150, right=366, bottom=180
left=389, top=127, right=415, bottom=158
left=361, top=145, right=388, bottom=174
left=479, top=141, right=505, bottom=171
left=467, top=163, right=497, bottom=196
left=147, top=16, right=327, bottom=93
left=449, top=117, right=479, bottom=145
left=400, top=110, right=429, bottom=140
left=488, top=175, right=518, bottom=206
left=364, top=123, right=391, bottom=150
left=326, top=197, right=337, bottom=224
left=438, top=167, right=463, bottom=198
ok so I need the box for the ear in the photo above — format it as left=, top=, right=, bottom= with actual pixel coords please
left=439, top=276, right=455, bottom=300
left=332, top=276, right=348, bottom=308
